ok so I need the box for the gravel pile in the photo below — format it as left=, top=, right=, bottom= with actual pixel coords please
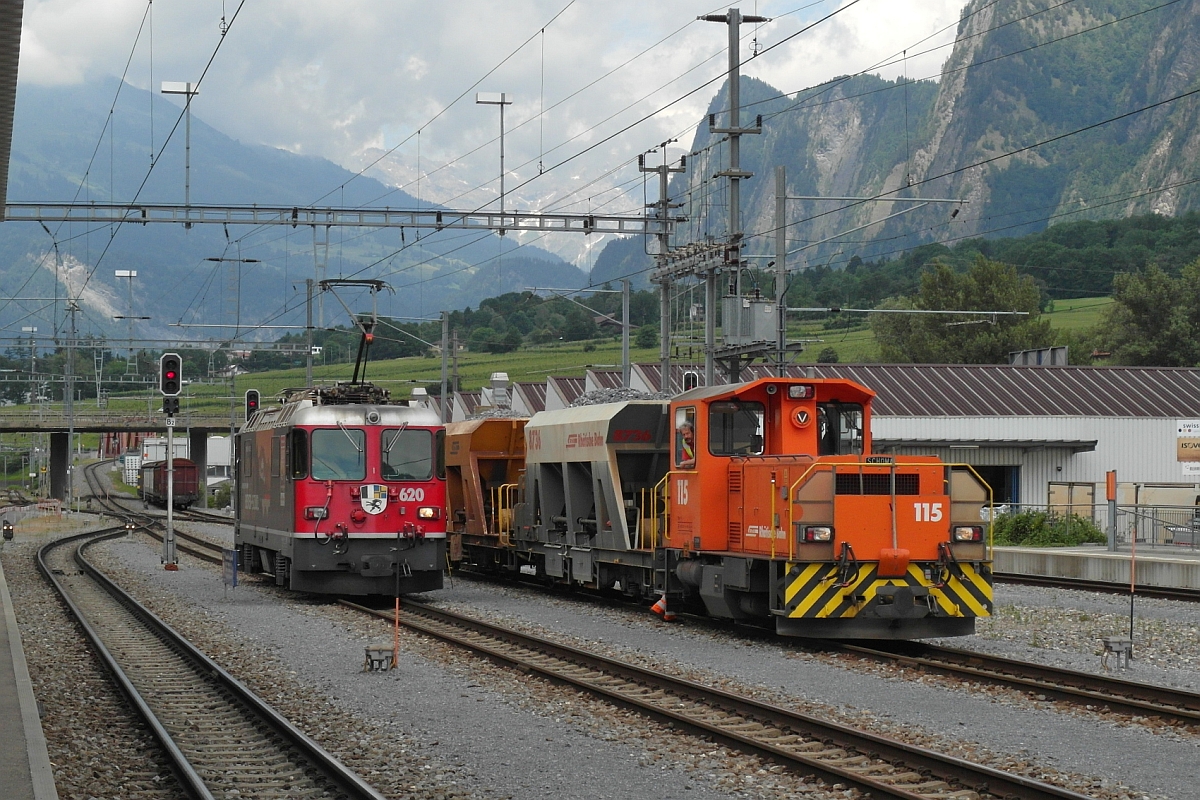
left=465, top=409, right=529, bottom=420
left=570, top=389, right=670, bottom=406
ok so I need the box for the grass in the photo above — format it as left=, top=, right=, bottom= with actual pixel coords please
left=0, top=299, right=1114, bottom=415
left=1042, top=297, right=1114, bottom=332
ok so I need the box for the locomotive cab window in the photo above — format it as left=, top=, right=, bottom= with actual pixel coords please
left=289, top=429, right=308, bottom=479
left=709, top=401, right=764, bottom=456
left=382, top=428, right=433, bottom=481
left=310, top=427, right=366, bottom=481
left=817, top=403, right=864, bottom=456
left=675, top=407, right=697, bottom=468
left=435, top=429, right=447, bottom=479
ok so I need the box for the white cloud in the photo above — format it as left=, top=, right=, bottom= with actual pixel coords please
left=18, top=0, right=968, bottom=264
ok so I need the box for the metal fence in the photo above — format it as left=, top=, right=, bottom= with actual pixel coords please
left=997, top=503, right=1200, bottom=551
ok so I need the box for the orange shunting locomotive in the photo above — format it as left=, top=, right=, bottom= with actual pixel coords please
left=447, top=376, right=993, bottom=639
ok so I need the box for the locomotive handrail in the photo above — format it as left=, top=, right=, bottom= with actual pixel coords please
left=490, top=483, right=519, bottom=546
left=785, top=461, right=996, bottom=561
left=649, top=472, right=676, bottom=551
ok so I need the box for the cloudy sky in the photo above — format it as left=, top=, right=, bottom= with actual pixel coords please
left=19, top=0, right=968, bottom=264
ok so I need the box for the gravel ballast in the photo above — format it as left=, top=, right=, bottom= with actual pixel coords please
left=8, top=507, right=1197, bottom=799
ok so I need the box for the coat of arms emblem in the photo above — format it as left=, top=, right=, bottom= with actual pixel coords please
left=360, top=484, right=388, bottom=515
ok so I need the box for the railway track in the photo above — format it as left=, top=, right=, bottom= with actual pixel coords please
left=995, top=572, right=1200, bottom=602
left=80, top=460, right=228, bottom=564
left=341, top=598, right=1091, bottom=800
left=833, top=640, right=1200, bottom=727
left=39, top=528, right=387, bottom=800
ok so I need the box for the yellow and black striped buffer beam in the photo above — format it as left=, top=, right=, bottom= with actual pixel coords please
left=782, top=561, right=993, bottom=619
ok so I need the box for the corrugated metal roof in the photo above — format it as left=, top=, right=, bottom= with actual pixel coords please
left=631, top=362, right=1200, bottom=418
left=588, top=369, right=624, bottom=390
left=804, top=364, right=1200, bottom=418
left=873, top=437, right=1098, bottom=453
left=635, top=363, right=705, bottom=393
left=457, top=391, right=481, bottom=415
left=0, top=0, right=23, bottom=215
left=514, top=381, right=546, bottom=413
left=548, top=376, right=585, bottom=404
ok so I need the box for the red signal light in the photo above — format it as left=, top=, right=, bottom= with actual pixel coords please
left=159, top=353, right=182, bottom=396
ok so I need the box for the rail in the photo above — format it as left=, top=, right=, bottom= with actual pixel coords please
left=39, top=530, right=387, bottom=800
left=342, top=598, right=1092, bottom=800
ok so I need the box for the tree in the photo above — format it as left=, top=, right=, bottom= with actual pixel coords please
left=562, top=308, right=597, bottom=342
left=634, top=324, right=658, bottom=349
left=816, top=347, right=839, bottom=363
left=871, top=256, right=1054, bottom=363
left=1096, top=260, right=1200, bottom=366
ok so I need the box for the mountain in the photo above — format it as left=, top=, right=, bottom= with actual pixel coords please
left=657, top=0, right=1200, bottom=273
left=1, top=77, right=586, bottom=341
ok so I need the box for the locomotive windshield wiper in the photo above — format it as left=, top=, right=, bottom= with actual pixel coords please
left=383, top=423, right=409, bottom=457
left=336, top=421, right=363, bottom=453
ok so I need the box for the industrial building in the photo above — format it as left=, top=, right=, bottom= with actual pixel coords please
left=450, top=363, right=1200, bottom=512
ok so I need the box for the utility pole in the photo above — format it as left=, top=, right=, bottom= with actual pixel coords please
left=774, top=166, right=787, bottom=377
left=621, top=279, right=631, bottom=388
left=306, top=278, right=314, bottom=388
left=114, top=270, right=145, bottom=374
left=451, top=331, right=459, bottom=421
left=440, top=312, right=450, bottom=423
left=476, top=93, right=513, bottom=228
left=640, top=147, right=686, bottom=394
left=65, top=300, right=78, bottom=511
left=161, top=82, right=200, bottom=227
left=701, top=7, right=766, bottom=385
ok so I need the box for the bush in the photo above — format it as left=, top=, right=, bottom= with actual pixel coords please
left=209, top=483, right=231, bottom=509
left=635, top=324, right=658, bottom=349
left=816, top=346, right=839, bottom=363
left=991, top=510, right=1106, bottom=547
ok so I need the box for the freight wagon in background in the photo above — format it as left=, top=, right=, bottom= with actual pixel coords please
left=447, top=376, right=995, bottom=640
left=139, top=459, right=201, bottom=509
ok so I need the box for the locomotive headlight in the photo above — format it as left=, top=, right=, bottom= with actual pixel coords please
left=952, top=525, right=984, bottom=542
left=417, top=506, right=440, bottom=520
left=803, top=526, right=833, bottom=542
left=304, top=506, right=329, bottom=520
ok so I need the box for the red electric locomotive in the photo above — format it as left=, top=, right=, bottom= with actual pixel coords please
left=234, top=382, right=446, bottom=595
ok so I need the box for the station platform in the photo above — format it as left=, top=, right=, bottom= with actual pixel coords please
left=995, top=544, right=1200, bottom=590
left=0, top=558, right=58, bottom=800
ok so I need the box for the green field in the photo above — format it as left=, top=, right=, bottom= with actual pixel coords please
left=2, top=299, right=1114, bottom=419
left=1042, top=297, right=1114, bottom=332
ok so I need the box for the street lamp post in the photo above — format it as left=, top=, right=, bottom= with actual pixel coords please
left=20, top=326, right=36, bottom=374
left=161, top=82, right=200, bottom=226
left=114, top=270, right=149, bottom=374
left=475, top=92, right=513, bottom=228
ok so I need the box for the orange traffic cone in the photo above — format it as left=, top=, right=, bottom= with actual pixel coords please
left=649, top=595, right=667, bottom=616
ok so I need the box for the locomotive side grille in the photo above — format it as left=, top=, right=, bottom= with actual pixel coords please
left=728, top=471, right=742, bottom=493
left=728, top=521, right=742, bottom=548
left=835, top=473, right=920, bottom=495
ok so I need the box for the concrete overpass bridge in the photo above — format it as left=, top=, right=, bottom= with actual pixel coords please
left=0, top=409, right=234, bottom=502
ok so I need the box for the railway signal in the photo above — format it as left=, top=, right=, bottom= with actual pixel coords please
left=159, top=352, right=182, bottom=396
left=245, top=389, right=260, bottom=420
